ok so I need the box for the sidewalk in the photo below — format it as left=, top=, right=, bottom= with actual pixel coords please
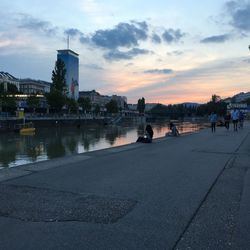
left=0, top=122, right=249, bottom=250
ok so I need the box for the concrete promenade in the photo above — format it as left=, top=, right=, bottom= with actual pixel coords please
left=0, top=122, right=250, bottom=250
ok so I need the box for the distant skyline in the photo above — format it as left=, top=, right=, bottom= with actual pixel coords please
left=0, top=0, right=250, bottom=104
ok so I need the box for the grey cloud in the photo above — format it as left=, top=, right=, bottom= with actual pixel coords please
left=79, top=35, right=90, bottom=44
left=226, top=1, right=250, bottom=32
left=18, top=14, right=57, bottom=36
left=242, top=58, right=250, bottom=64
left=152, top=33, right=161, bottom=43
left=131, top=20, right=148, bottom=31
left=200, top=34, right=230, bottom=43
left=64, top=28, right=83, bottom=37
left=104, top=48, right=150, bottom=61
left=162, top=29, right=185, bottom=43
left=125, top=63, right=134, bottom=67
left=144, top=69, right=173, bottom=74
left=91, top=21, right=148, bottom=49
left=167, top=50, right=184, bottom=56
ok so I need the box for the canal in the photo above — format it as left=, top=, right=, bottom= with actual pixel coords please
left=0, top=121, right=208, bottom=168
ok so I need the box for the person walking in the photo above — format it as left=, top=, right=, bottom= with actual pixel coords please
left=231, top=108, right=239, bottom=131
left=239, top=110, right=244, bottom=129
left=210, top=112, right=217, bottom=133
left=224, top=111, right=231, bottom=130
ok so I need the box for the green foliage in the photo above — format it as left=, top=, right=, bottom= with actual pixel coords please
left=45, top=90, right=66, bottom=112
left=51, top=59, right=66, bottom=93
left=196, top=98, right=227, bottom=116
left=149, top=94, right=227, bottom=117
left=0, top=94, right=17, bottom=112
left=149, top=103, right=193, bottom=118
left=66, top=97, right=78, bottom=113
left=211, top=94, right=221, bottom=103
left=94, top=104, right=100, bottom=114
left=78, top=97, right=91, bottom=112
left=245, top=98, right=250, bottom=105
left=0, top=83, right=4, bottom=93
left=0, top=82, right=18, bottom=94
left=137, top=97, right=145, bottom=114
left=46, top=59, right=67, bottom=113
left=106, top=99, right=118, bottom=113
left=26, top=94, right=40, bottom=110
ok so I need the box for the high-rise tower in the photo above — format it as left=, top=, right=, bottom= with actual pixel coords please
left=57, top=49, right=79, bottom=100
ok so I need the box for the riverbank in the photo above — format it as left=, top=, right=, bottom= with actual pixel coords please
left=0, top=121, right=207, bottom=168
left=0, top=122, right=249, bottom=249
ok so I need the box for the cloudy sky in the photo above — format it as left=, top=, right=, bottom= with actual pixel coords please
left=0, top=0, right=250, bottom=104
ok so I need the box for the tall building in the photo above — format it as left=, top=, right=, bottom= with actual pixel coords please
left=57, top=49, right=79, bottom=100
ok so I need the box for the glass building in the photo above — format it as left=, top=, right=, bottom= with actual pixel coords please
left=57, top=49, right=79, bottom=100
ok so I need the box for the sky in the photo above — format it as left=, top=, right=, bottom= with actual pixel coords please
left=0, top=0, right=250, bottom=104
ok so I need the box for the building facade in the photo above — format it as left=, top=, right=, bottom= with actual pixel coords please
left=79, top=90, right=128, bottom=110
left=57, top=49, right=79, bottom=100
left=233, top=92, right=250, bottom=103
left=19, top=79, right=50, bottom=94
left=0, top=72, right=20, bottom=90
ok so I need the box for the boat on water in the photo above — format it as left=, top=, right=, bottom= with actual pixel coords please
left=14, top=122, right=36, bottom=134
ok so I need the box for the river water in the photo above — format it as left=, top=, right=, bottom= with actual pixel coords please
left=0, top=121, right=208, bottom=168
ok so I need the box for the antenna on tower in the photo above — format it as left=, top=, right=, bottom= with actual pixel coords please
left=67, top=35, right=70, bottom=50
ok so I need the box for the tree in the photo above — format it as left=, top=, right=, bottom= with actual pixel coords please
left=94, top=104, right=100, bottom=114
left=46, top=59, right=67, bottom=112
left=211, top=94, right=221, bottom=103
left=78, top=97, right=91, bottom=113
left=137, top=97, right=145, bottom=114
left=245, top=98, right=250, bottom=105
left=7, top=83, right=18, bottom=94
left=0, top=83, right=4, bottom=93
left=65, top=97, right=78, bottom=113
left=0, top=94, right=16, bottom=112
left=196, top=94, right=227, bottom=116
left=0, top=82, right=18, bottom=94
left=106, top=99, right=118, bottom=114
left=27, top=94, right=40, bottom=112
left=51, top=59, right=67, bottom=93
left=45, top=90, right=66, bottom=112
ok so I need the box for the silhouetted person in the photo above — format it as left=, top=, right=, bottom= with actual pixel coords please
left=169, top=122, right=180, bottom=136
left=145, top=124, right=153, bottom=141
left=224, top=111, right=231, bottom=130
left=231, top=109, right=239, bottom=131
left=136, top=124, right=154, bottom=143
left=239, top=110, right=244, bottom=129
left=210, top=112, right=217, bottom=133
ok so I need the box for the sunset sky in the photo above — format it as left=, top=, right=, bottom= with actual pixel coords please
left=0, top=0, right=250, bottom=104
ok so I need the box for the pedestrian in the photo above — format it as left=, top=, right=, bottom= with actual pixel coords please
left=224, top=111, right=231, bottom=130
left=231, top=108, right=239, bottom=131
left=210, top=112, right=217, bottom=133
left=239, top=110, right=244, bottom=129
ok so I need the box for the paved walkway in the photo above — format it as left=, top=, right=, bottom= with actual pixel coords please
left=0, top=122, right=250, bottom=250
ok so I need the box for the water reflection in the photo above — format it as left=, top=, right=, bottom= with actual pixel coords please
left=0, top=121, right=207, bottom=168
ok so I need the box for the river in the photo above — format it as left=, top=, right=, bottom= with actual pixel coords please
left=0, top=121, right=208, bottom=168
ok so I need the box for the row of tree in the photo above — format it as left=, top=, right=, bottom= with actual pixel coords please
left=149, top=95, right=230, bottom=118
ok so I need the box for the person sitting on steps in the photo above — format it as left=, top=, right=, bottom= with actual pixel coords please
left=136, top=124, right=154, bottom=143
left=166, top=122, right=180, bottom=136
